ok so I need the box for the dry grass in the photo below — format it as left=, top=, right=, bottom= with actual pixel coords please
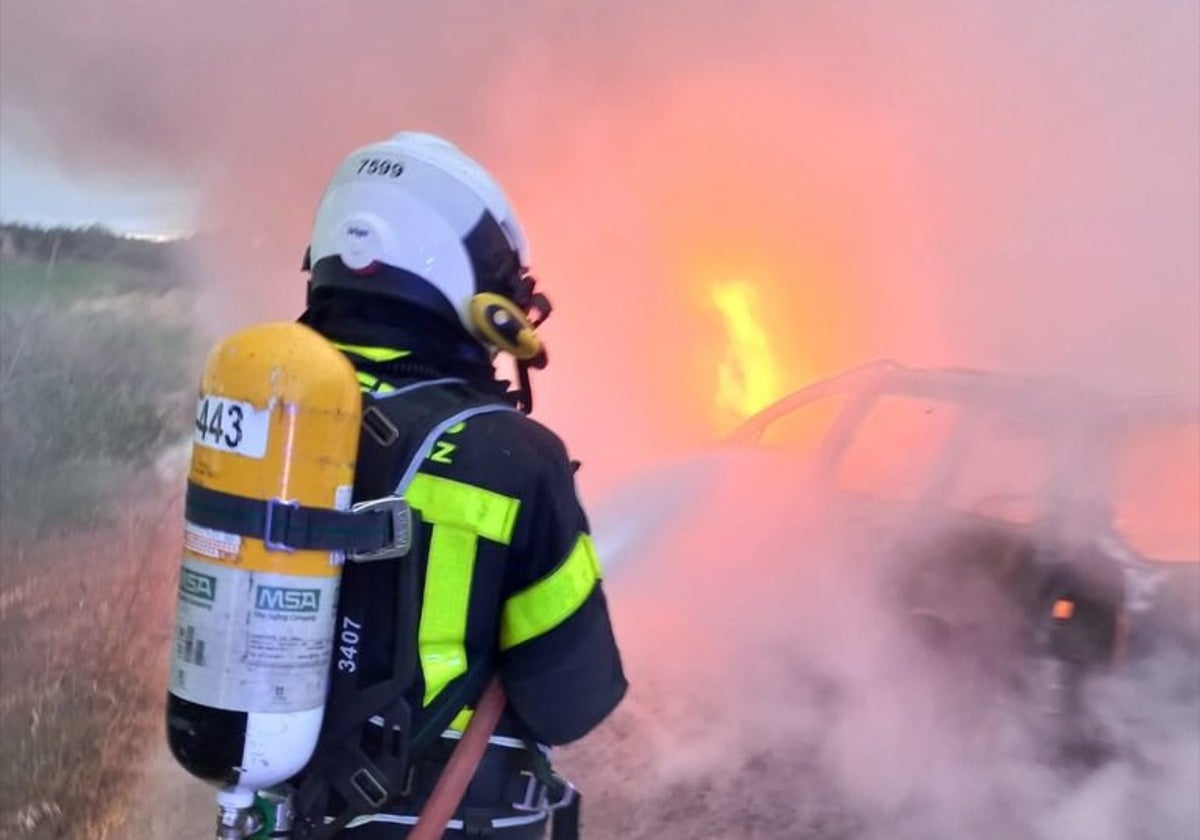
left=0, top=476, right=185, bottom=840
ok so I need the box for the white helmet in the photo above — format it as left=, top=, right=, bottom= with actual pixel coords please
left=305, top=132, right=546, bottom=356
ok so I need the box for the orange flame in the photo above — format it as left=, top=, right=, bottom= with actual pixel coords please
left=711, top=280, right=782, bottom=425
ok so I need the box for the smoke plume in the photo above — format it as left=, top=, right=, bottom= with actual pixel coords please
left=3, top=1, right=1196, bottom=836
left=579, top=454, right=1199, bottom=839
left=3, top=0, right=1196, bottom=489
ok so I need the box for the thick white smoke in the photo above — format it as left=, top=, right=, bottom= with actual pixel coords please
left=578, top=453, right=1199, bottom=839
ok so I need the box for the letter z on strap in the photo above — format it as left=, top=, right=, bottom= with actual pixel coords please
left=185, top=482, right=410, bottom=559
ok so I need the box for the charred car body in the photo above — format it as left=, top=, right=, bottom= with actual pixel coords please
left=727, top=361, right=1199, bottom=742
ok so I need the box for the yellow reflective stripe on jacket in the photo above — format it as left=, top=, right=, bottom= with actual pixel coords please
left=355, top=371, right=396, bottom=394
left=407, top=474, right=520, bottom=543
left=406, top=473, right=520, bottom=706
left=500, top=533, right=602, bottom=651
left=418, top=524, right=477, bottom=706
left=332, top=342, right=412, bottom=363
left=448, top=707, right=474, bottom=732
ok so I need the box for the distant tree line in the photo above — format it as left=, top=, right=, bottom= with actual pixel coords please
left=0, top=222, right=193, bottom=273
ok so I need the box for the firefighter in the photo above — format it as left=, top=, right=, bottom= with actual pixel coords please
left=289, top=132, right=627, bottom=839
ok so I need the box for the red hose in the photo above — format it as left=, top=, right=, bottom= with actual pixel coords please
left=409, top=679, right=507, bottom=840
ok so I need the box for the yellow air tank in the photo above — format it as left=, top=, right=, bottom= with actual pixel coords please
left=166, top=321, right=361, bottom=805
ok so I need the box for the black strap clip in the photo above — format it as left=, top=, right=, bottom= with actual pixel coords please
left=347, top=495, right=412, bottom=562
left=512, top=768, right=576, bottom=813
left=349, top=767, right=390, bottom=808
left=264, top=498, right=301, bottom=553
left=362, top=404, right=401, bottom=448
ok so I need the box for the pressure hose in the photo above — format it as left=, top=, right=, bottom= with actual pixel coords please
left=409, top=678, right=508, bottom=840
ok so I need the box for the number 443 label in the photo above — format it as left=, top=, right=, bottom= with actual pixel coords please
left=194, top=395, right=270, bottom=458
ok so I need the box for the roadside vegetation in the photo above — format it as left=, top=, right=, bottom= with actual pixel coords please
left=0, top=224, right=200, bottom=839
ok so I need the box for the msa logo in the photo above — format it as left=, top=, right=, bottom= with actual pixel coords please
left=180, top=568, right=216, bottom=602
left=256, top=586, right=321, bottom=613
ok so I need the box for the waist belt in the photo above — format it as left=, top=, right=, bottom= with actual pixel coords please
left=347, top=734, right=578, bottom=838
left=357, top=733, right=533, bottom=809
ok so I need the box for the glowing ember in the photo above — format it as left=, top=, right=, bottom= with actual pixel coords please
left=1052, top=599, right=1076, bottom=621
left=711, top=280, right=782, bottom=424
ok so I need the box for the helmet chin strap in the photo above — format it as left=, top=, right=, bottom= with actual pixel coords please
left=512, top=358, right=537, bottom=415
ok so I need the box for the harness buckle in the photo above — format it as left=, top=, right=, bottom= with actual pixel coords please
left=349, top=767, right=389, bottom=808
left=512, top=771, right=576, bottom=813
left=347, top=496, right=412, bottom=562
left=362, top=405, right=400, bottom=448
left=264, top=498, right=300, bottom=553
left=544, top=777, right=576, bottom=812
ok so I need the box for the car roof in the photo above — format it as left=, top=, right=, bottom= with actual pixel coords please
left=728, top=359, right=1199, bottom=445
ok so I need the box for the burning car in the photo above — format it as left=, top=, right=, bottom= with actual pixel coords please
left=724, top=360, right=1199, bottom=740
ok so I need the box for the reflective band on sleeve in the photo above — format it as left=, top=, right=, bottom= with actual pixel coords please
left=405, top=473, right=521, bottom=705
left=500, top=533, right=602, bottom=651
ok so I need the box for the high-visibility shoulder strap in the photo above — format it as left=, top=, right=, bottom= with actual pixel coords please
left=353, top=379, right=512, bottom=496
left=294, top=381, right=513, bottom=840
left=321, top=380, right=513, bottom=732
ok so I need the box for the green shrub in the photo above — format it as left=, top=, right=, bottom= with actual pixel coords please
left=0, top=245, right=197, bottom=838
left=0, top=257, right=196, bottom=546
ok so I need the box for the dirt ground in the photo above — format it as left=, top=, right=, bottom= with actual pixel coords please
left=115, top=740, right=214, bottom=838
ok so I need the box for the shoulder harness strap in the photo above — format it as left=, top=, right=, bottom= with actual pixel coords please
left=293, top=379, right=515, bottom=840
